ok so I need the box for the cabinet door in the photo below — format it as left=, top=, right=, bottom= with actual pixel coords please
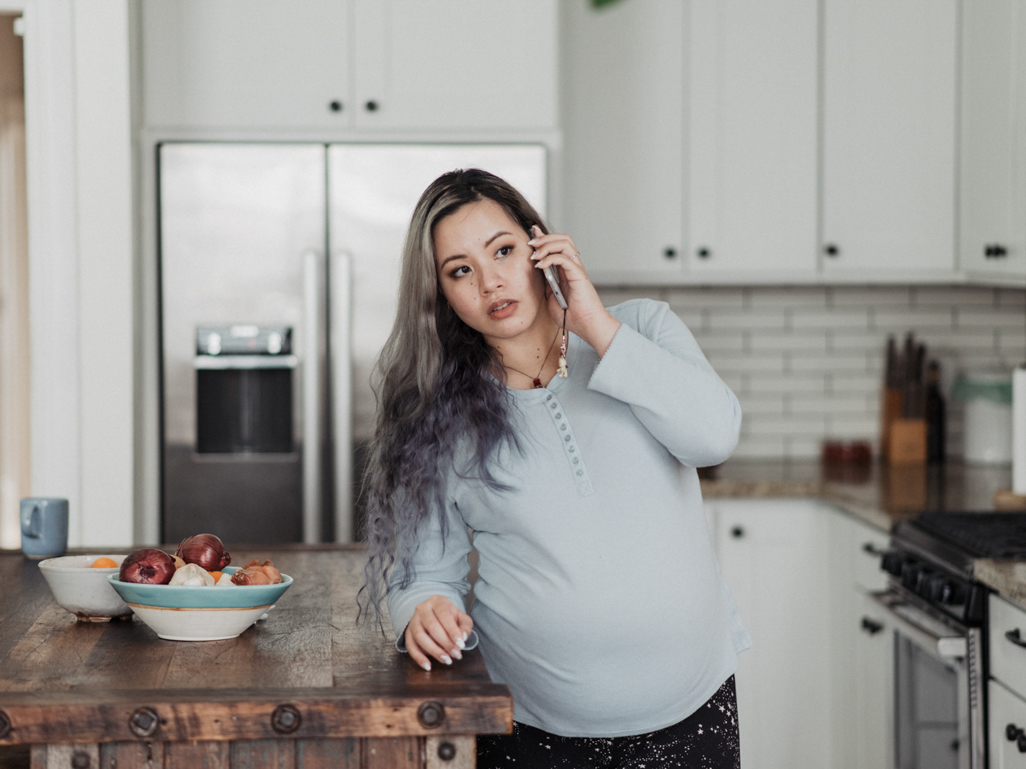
left=351, top=0, right=557, bottom=130
left=142, top=0, right=352, bottom=130
left=988, top=679, right=1026, bottom=769
left=960, top=0, right=1026, bottom=285
left=855, top=591, right=894, bottom=769
left=822, top=0, right=958, bottom=280
left=687, top=0, right=818, bottom=281
left=561, top=0, right=685, bottom=280
left=713, top=500, right=831, bottom=769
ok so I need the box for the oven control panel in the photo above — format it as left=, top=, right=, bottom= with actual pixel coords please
left=880, top=549, right=987, bottom=626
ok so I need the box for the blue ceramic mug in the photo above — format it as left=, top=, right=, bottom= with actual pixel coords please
left=20, top=498, right=69, bottom=559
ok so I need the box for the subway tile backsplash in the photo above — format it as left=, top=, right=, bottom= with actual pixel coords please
left=597, top=285, right=1026, bottom=460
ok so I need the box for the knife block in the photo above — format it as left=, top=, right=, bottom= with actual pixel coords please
left=887, top=418, right=927, bottom=465
left=879, top=387, right=904, bottom=461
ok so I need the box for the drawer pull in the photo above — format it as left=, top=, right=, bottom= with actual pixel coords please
left=1006, top=628, right=1026, bottom=649
left=862, top=542, right=887, bottom=557
left=1006, top=723, right=1026, bottom=753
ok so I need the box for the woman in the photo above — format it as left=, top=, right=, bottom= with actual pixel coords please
left=360, top=169, right=749, bottom=768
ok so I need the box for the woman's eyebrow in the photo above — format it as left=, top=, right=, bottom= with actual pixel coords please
left=437, top=231, right=515, bottom=269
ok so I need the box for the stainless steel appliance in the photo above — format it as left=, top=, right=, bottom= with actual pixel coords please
left=160, top=143, right=546, bottom=544
left=877, top=513, right=1026, bottom=769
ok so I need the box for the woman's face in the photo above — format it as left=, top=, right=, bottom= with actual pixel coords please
left=433, top=199, right=549, bottom=347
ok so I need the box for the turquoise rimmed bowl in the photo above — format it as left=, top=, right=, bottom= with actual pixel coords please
left=107, top=566, right=293, bottom=641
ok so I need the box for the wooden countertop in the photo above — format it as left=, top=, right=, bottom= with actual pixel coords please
left=0, top=546, right=511, bottom=752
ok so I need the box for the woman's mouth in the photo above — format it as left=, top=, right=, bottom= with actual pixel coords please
left=489, top=300, right=517, bottom=319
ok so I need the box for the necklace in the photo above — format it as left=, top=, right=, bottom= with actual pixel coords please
left=504, top=328, right=560, bottom=389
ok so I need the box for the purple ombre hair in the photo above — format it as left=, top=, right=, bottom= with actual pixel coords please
left=358, top=169, right=549, bottom=626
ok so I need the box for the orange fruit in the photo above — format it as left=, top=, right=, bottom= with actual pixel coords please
left=91, top=557, right=118, bottom=569
left=208, top=571, right=222, bottom=583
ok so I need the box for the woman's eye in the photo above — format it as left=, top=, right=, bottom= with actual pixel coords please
left=449, top=265, right=470, bottom=279
left=497, top=245, right=514, bottom=258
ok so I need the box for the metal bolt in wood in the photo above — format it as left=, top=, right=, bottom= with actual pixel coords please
left=70, top=750, right=91, bottom=769
left=437, top=740, right=457, bottom=761
left=129, top=707, right=159, bottom=738
left=417, top=701, right=445, bottom=729
left=270, top=704, right=301, bottom=734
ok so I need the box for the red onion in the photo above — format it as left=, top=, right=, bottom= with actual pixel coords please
left=176, top=533, right=231, bottom=572
left=119, top=549, right=176, bottom=585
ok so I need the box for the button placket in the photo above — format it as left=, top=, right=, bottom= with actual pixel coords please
left=543, top=396, right=593, bottom=496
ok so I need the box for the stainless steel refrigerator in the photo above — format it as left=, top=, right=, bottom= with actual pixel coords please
left=160, top=143, right=547, bottom=544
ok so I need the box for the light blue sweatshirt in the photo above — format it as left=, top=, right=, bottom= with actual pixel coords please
left=387, top=299, right=751, bottom=737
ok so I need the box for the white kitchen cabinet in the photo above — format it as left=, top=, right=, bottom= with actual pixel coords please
left=821, top=0, right=959, bottom=281
left=709, top=499, right=832, bottom=769
left=989, top=679, right=1026, bottom=769
left=142, top=0, right=557, bottom=132
left=560, top=0, right=685, bottom=281
left=959, top=0, right=1026, bottom=286
left=854, top=590, right=894, bottom=769
left=686, top=0, right=819, bottom=281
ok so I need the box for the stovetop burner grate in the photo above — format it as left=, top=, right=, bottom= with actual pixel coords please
left=911, top=513, right=1026, bottom=559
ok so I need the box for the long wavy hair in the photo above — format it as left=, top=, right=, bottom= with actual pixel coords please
left=358, top=168, right=548, bottom=625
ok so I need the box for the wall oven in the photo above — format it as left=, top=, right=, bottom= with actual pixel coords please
left=875, top=513, right=1026, bottom=769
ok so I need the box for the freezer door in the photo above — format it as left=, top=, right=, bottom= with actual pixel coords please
left=327, top=144, right=546, bottom=541
left=160, top=143, right=326, bottom=545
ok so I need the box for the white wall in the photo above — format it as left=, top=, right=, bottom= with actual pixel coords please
left=18, top=0, right=135, bottom=547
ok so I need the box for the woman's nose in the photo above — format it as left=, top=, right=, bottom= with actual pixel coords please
left=479, top=264, right=504, bottom=293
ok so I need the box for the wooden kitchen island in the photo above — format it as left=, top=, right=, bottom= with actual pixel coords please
left=0, top=546, right=511, bottom=768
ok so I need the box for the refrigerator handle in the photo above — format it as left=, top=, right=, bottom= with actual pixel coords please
left=302, top=250, right=324, bottom=544
left=330, top=251, right=354, bottom=543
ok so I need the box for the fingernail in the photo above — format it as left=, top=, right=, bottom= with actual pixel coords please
left=441, top=655, right=453, bottom=665
left=455, top=636, right=466, bottom=650
left=422, top=661, right=432, bottom=671
left=463, top=631, right=469, bottom=642
left=450, top=648, right=463, bottom=660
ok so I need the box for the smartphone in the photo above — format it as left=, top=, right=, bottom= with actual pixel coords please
left=532, top=225, right=568, bottom=310
left=544, top=264, right=568, bottom=310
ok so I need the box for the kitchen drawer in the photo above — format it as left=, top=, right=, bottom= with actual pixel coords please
left=852, top=520, right=890, bottom=593
left=991, top=593, right=1026, bottom=701
left=989, top=679, right=1026, bottom=769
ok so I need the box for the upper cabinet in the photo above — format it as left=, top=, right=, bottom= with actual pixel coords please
left=687, top=0, right=819, bottom=281
left=959, top=0, right=1026, bottom=285
left=141, top=0, right=558, bottom=133
left=821, top=0, right=958, bottom=281
left=559, top=0, right=685, bottom=280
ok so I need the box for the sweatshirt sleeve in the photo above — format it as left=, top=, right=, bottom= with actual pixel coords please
left=587, top=300, right=741, bottom=467
left=386, top=493, right=475, bottom=649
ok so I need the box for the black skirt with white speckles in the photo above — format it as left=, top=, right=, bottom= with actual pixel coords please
left=477, top=675, right=740, bottom=769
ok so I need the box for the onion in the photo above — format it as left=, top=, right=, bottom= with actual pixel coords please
left=119, top=548, right=176, bottom=585
left=176, top=533, right=231, bottom=572
left=232, top=559, right=281, bottom=585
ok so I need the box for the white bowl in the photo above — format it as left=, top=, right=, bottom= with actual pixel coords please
left=107, top=567, right=293, bottom=641
left=38, top=555, right=133, bottom=621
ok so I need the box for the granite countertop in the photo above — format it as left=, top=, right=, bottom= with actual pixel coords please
left=700, top=459, right=1025, bottom=605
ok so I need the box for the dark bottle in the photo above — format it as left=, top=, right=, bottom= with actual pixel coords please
left=926, top=360, right=946, bottom=463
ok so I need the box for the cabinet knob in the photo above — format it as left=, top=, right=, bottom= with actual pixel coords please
left=1006, top=628, right=1026, bottom=649
left=860, top=617, right=884, bottom=635
left=328, top=100, right=343, bottom=112
left=824, top=243, right=840, bottom=256
left=730, top=526, right=744, bottom=539
left=696, top=247, right=711, bottom=259
left=663, top=246, right=677, bottom=259
left=364, top=100, right=379, bottom=112
left=1007, top=723, right=1026, bottom=753
left=985, top=244, right=1008, bottom=258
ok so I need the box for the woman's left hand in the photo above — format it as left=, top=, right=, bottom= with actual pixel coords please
left=529, top=226, right=621, bottom=357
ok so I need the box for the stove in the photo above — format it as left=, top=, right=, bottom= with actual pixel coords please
left=875, top=512, right=1026, bottom=769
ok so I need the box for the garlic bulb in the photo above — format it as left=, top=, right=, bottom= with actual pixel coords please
left=169, top=562, right=215, bottom=586
left=216, top=572, right=234, bottom=586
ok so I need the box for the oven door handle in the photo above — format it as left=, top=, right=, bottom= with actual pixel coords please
left=870, top=591, right=967, bottom=659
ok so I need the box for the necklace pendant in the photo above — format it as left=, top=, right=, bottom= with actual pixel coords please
left=557, top=355, right=568, bottom=379
left=532, top=378, right=543, bottom=389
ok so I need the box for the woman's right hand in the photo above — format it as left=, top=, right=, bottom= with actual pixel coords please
left=405, top=595, right=474, bottom=671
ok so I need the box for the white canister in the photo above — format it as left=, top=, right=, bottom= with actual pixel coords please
left=954, top=371, right=1013, bottom=464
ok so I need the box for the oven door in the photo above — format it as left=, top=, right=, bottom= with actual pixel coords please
left=871, top=591, right=985, bottom=769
